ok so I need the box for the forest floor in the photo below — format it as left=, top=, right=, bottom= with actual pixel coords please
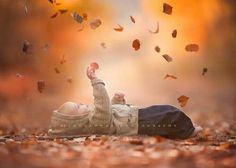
left=0, top=122, right=236, bottom=168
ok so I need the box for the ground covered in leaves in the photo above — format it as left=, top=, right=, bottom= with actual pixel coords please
left=0, top=122, right=236, bottom=168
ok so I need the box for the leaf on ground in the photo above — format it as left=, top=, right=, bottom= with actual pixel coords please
left=149, top=22, right=159, bottom=34
left=164, top=74, right=177, bottom=79
left=163, top=3, right=173, bottom=15
left=114, top=24, right=124, bottom=32
left=154, top=46, right=161, bottom=53
left=54, top=67, right=60, bottom=74
left=202, top=67, right=208, bottom=76
left=71, top=12, right=83, bottom=23
left=162, top=54, right=173, bottom=62
left=172, top=29, right=177, bottom=38
left=51, top=12, right=58, bottom=19
left=90, top=19, right=102, bottom=30
left=130, top=16, right=135, bottom=23
left=22, top=40, right=33, bottom=54
left=185, top=44, right=199, bottom=52
left=177, top=95, right=189, bottom=107
left=37, top=80, right=45, bottom=93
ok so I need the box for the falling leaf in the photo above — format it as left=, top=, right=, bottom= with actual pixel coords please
left=130, top=16, right=135, bottom=23
left=42, top=44, right=49, bottom=52
left=163, top=3, right=173, bottom=15
left=185, top=44, right=199, bottom=52
left=71, top=12, right=83, bottom=23
left=48, top=0, right=54, bottom=4
left=101, top=42, right=106, bottom=49
left=162, top=54, right=173, bottom=62
left=149, top=22, right=159, bottom=34
left=51, top=12, right=58, bottom=19
left=154, top=46, right=160, bottom=53
left=16, top=73, right=23, bottom=78
left=37, top=81, right=45, bottom=93
left=82, top=13, right=88, bottom=21
left=60, top=55, right=66, bottom=64
left=177, top=95, right=189, bottom=107
left=164, top=74, right=177, bottom=79
left=202, top=67, right=208, bottom=76
left=113, top=24, right=124, bottom=32
left=90, top=19, right=102, bottom=30
left=24, top=0, right=28, bottom=14
left=59, top=9, right=68, bottom=14
left=132, top=39, right=140, bottom=51
left=90, top=62, right=99, bottom=71
left=54, top=67, right=60, bottom=74
left=22, top=40, right=33, bottom=54
left=67, top=77, right=73, bottom=84
left=172, top=29, right=177, bottom=38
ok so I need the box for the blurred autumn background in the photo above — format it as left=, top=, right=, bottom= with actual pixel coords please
left=0, top=0, right=235, bottom=131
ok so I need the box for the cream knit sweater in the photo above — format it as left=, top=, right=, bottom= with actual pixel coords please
left=48, top=77, right=139, bottom=136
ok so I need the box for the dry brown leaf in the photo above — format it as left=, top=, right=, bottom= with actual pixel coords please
left=58, top=9, right=68, bottom=14
left=101, top=42, right=106, bottom=49
left=82, top=13, right=88, bottom=21
left=54, top=67, right=60, bottom=74
left=90, top=19, right=102, bottom=30
left=149, top=22, right=159, bottom=34
left=163, top=3, right=173, bottom=15
left=51, top=12, right=58, bottom=19
left=177, top=95, right=189, bottom=107
left=67, top=77, right=72, bottom=84
left=132, top=39, right=140, bottom=51
left=154, top=46, right=160, bottom=53
left=48, top=0, right=54, bottom=4
left=202, top=67, right=208, bottom=76
left=162, top=54, right=173, bottom=62
left=60, top=55, right=66, bottom=64
left=37, top=80, right=45, bottom=93
left=172, top=29, right=177, bottom=38
left=185, top=44, right=199, bottom=52
left=130, top=16, right=135, bottom=23
left=164, top=74, right=177, bottom=79
left=22, top=40, right=33, bottom=54
left=114, top=24, right=124, bottom=32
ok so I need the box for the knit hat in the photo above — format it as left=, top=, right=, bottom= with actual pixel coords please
left=57, top=102, right=79, bottom=115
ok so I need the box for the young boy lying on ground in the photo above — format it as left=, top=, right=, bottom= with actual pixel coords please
left=48, top=63, right=202, bottom=139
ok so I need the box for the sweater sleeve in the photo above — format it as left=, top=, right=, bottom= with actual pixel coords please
left=90, top=77, right=112, bottom=125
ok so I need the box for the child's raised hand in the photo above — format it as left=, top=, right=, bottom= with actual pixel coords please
left=86, top=62, right=99, bottom=80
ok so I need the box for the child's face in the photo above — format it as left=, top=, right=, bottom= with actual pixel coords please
left=77, top=103, right=90, bottom=115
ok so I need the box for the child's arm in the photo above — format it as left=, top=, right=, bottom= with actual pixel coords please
left=87, top=65, right=112, bottom=125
